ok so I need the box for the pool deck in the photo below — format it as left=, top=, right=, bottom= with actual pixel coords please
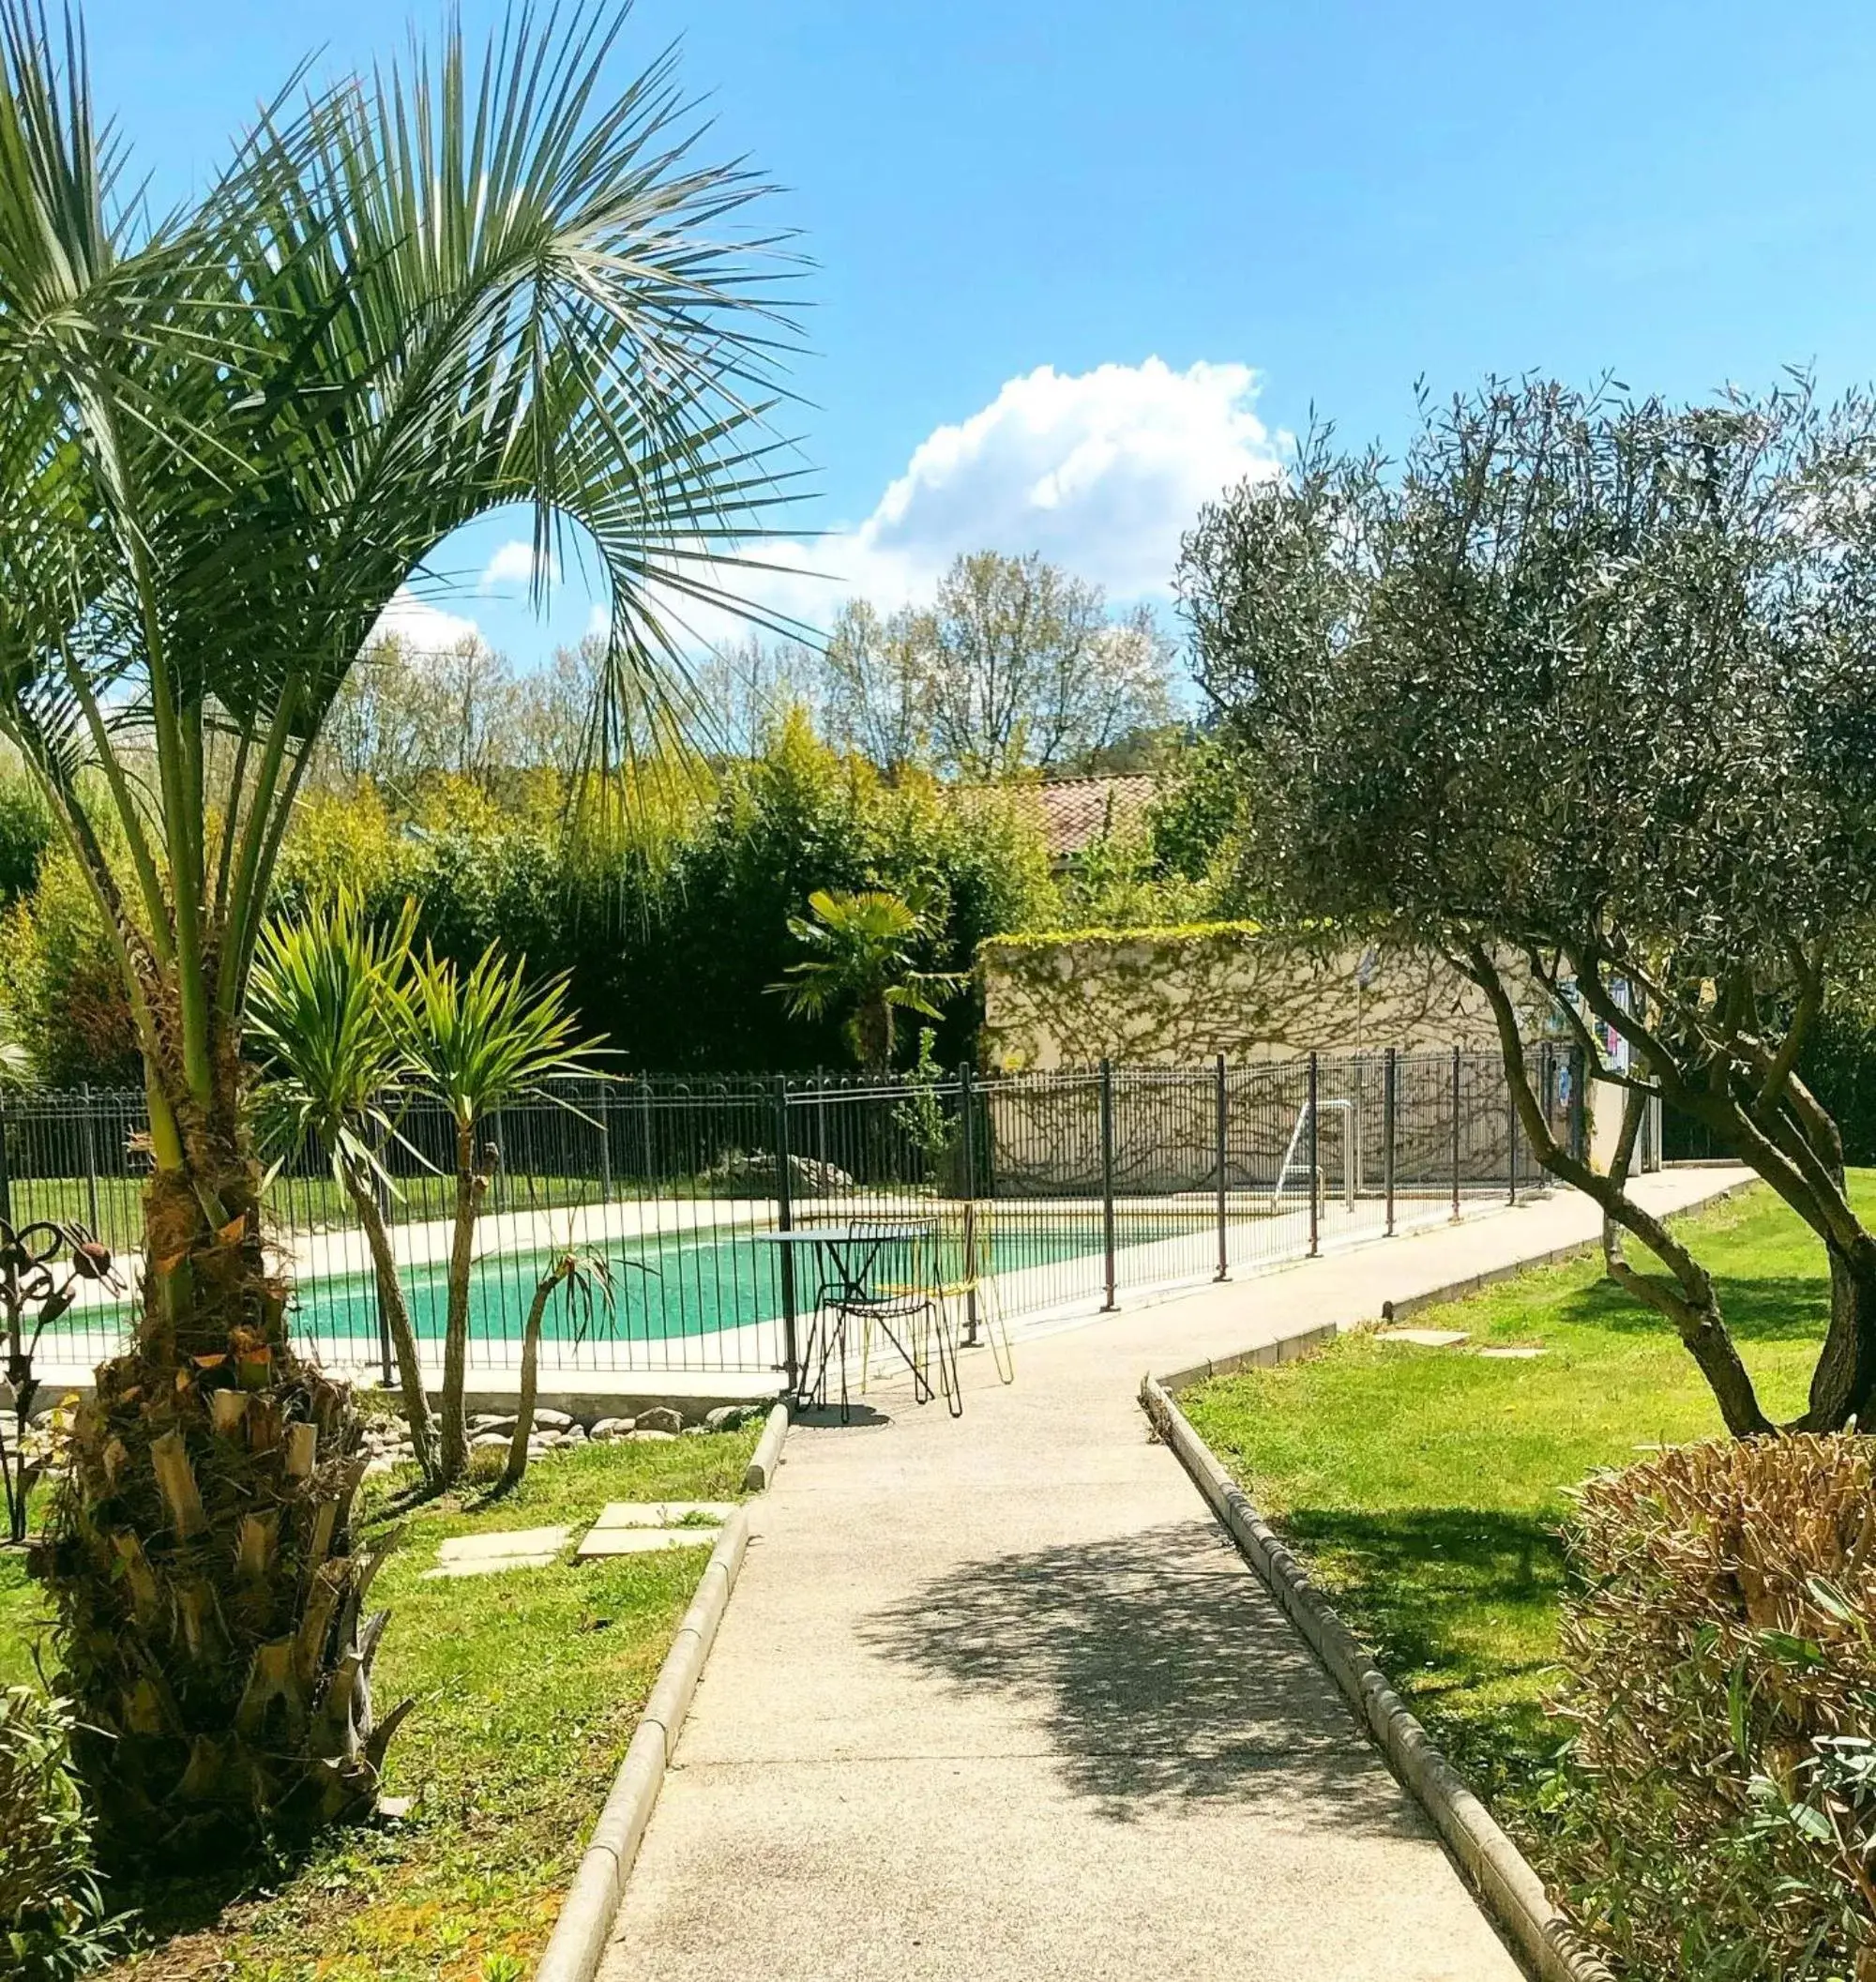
left=597, top=1165, right=1750, bottom=1982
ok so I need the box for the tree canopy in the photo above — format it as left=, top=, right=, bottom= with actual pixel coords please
left=1181, top=375, right=1876, bottom=1434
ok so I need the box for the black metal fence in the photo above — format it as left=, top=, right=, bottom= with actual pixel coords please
left=0, top=1046, right=1586, bottom=1389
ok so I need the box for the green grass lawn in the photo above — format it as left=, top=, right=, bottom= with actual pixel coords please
left=1180, top=1175, right=1855, bottom=1840
left=0, top=1425, right=760, bottom=1982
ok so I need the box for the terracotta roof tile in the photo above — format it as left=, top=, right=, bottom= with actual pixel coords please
left=953, top=774, right=1157, bottom=859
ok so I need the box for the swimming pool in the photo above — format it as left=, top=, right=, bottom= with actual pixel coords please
left=294, top=1216, right=1146, bottom=1352
left=43, top=1203, right=1257, bottom=1361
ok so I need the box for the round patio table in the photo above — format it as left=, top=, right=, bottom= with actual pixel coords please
left=754, top=1222, right=948, bottom=1418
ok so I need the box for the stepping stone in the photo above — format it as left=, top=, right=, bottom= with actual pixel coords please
left=575, top=1526, right=718, bottom=1560
left=421, top=1525, right=570, bottom=1580
left=1375, top=1327, right=1469, bottom=1348
left=587, top=1501, right=735, bottom=1530
left=1475, top=1346, right=1546, bottom=1360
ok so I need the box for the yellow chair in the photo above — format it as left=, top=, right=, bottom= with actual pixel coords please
left=929, top=1202, right=1014, bottom=1387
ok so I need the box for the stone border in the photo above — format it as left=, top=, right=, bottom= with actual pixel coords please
left=742, top=1400, right=791, bottom=1491
left=536, top=1405, right=791, bottom=1982
left=1142, top=1363, right=1611, bottom=1982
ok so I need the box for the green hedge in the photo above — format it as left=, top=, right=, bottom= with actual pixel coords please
left=0, top=723, right=1058, bottom=1081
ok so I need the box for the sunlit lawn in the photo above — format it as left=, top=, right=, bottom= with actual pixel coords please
left=1180, top=1176, right=1852, bottom=1838
left=0, top=1427, right=760, bottom=1981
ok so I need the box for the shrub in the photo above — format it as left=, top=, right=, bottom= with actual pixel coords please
left=1551, top=1436, right=1876, bottom=1980
left=0, top=730, right=1064, bottom=1082
left=0, top=850, right=140, bottom=1087
left=0, top=772, right=52, bottom=904
left=0, top=1687, right=121, bottom=1977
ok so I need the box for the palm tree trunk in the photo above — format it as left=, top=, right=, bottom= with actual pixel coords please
left=39, top=1057, right=411, bottom=1861
left=502, top=1270, right=559, bottom=1490
left=438, top=1120, right=488, bottom=1482
left=340, top=1165, right=438, bottom=1484
left=858, top=998, right=892, bottom=1075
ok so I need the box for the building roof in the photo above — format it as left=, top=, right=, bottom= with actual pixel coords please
left=952, top=774, right=1158, bottom=864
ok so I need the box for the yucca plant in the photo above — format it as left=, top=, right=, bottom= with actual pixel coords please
left=403, top=946, right=608, bottom=1481
left=248, top=897, right=440, bottom=1485
left=504, top=1246, right=613, bottom=1491
left=772, top=888, right=964, bottom=1073
left=0, top=0, right=793, bottom=1856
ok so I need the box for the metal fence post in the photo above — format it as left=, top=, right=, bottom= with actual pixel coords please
left=1098, top=1059, right=1117, bottom=1310
left=1384, top=1047, right=1397, bottom=1236
left=958, top=1062, right=981, bottom=1346
left=1214, top=1053, right=1229, bottom=1281
left=1450, top=1045, right=1462, bottom=1221
left=372, top=1153, right=395, bottom=1387
left=597, top=1079, right=613, bottom=1201
left=79, top=1082, right=99, bottom=1233
left=1507, top=1061, right=1519, bottom=1206
left=773, top=1074, right=798, bottom=1391
left=1307, top=1051, right=1321, bottom=1257
left=0, top=1081, right=11, bottom=1232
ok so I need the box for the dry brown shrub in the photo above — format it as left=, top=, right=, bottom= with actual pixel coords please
left=1551, top=1435, right=1876, bottom=1979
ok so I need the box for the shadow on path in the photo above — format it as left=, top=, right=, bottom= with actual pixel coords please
left=861, top=1517, right=1428, bottom=1833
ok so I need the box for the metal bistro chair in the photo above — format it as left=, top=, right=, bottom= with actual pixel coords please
left=931, top=1201, right=1014, bottom=1387
left=842, top=1218, right=961, bottom=1418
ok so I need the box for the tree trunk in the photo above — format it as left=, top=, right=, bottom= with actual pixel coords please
left=340, top=1166, right=438, bottom=1485
left=438, top=1120, right=488, bottom=1483
left=1802, top=1242, right=1876, bottom=1431
left=502, top=1271, right=559, bottom=1491
left=856, top=999, right=892, bottom=1075
left=38, top=1066, right=410, bottom=1863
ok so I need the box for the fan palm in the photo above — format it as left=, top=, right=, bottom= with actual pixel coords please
left=772, top=888, right=965, bottom=1074
left=0, top=1, right=795, bottom=1854
left=0, top=999, right=30, bottom=1087
left=403, top=945, right=608, bottom=1481
left=248, top=897, right=441, bottom=1485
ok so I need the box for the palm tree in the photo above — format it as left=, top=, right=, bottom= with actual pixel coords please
left=771, top=889, right=964, bottom=1074
left=0, top=2, right=793, bottom=1854
left=247, top=897, right=440, bottom=1486
left=0, top=1000, right=30, bottom=1087
left=403, top=946, right=607, bottom=1482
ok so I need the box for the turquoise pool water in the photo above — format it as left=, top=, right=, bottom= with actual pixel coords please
left=48, top=1210, right=1227, bottom=1354
left=297, top=1219, right=1132, bottom=1349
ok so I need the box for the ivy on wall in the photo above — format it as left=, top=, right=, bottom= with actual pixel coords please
left=977, top=921, right=1519, bottom=1069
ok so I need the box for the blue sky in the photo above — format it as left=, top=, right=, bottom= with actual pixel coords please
left=82, top=0, right=1876, bottom=665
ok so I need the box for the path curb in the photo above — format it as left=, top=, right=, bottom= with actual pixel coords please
left=1142, top=1354, right=1611, bottom=1982
left=1375, top=1171, right=1760, bottom=1330
left=536, top=1503, right=754, bottom=1982
left=742, top=1400, right=791, bottom=1491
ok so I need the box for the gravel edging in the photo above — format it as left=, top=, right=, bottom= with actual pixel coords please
left=1141, top=1357, right=1612, bottom=1982
left=537, top=1407, right=793, bottom=1982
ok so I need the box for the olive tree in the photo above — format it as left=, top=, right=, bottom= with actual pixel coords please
left=1180, top=377, right=1876, bottom=1436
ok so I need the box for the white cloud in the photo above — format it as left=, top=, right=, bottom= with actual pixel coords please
left=855, top=357, right=1282, bottom=599
left=666, top=357, right=1286, bottom=649
left=480, top=538, right=560, bottom=591
left=446, top=359, right=1285, bottom=659
left=371, top=587, right=483, bottom=654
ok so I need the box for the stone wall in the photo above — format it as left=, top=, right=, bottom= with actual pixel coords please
left=977, top=922, right=1539, bottom=1072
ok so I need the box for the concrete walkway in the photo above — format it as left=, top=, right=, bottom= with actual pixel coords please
left=598, top=1171, right=1747, bottom=1982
